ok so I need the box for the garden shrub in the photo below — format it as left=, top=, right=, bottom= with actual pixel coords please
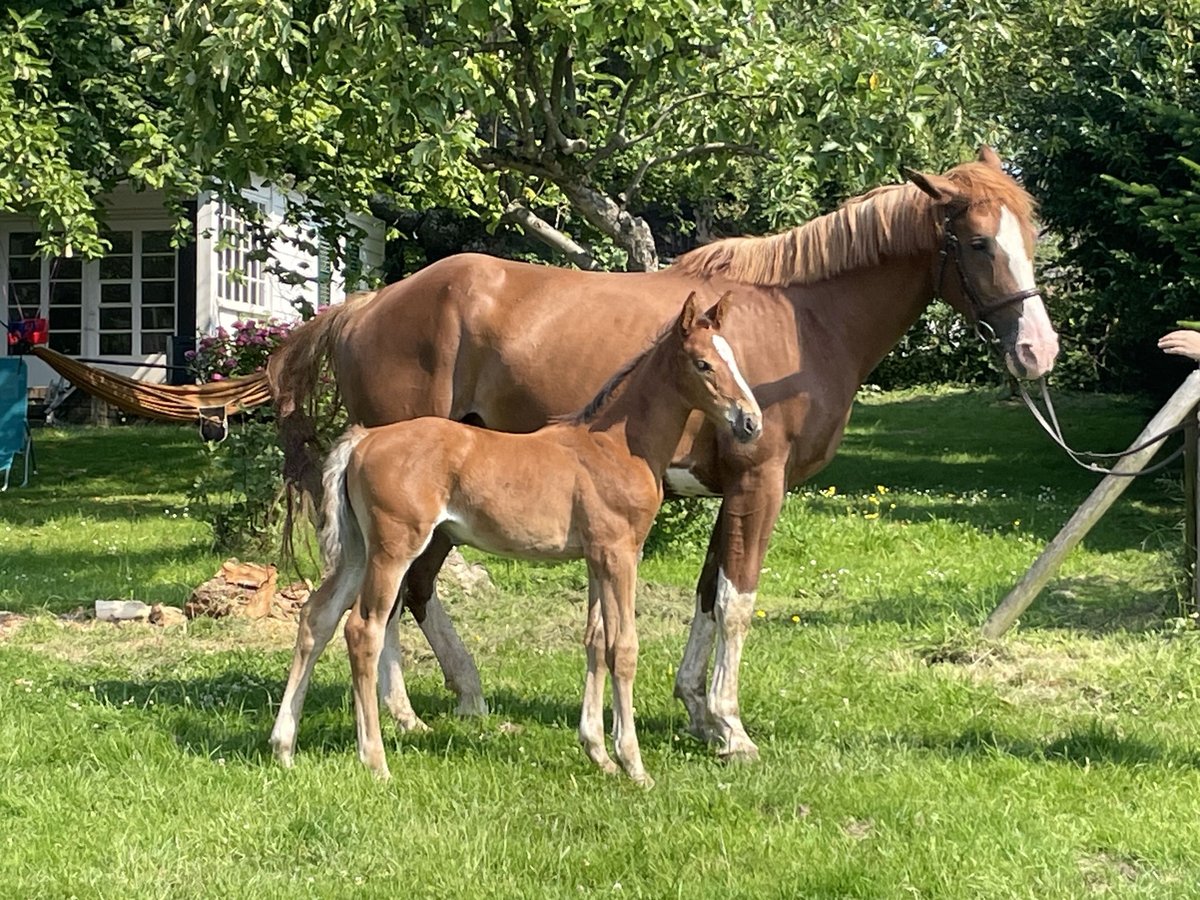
left=186, top=319, right=294, bottom=554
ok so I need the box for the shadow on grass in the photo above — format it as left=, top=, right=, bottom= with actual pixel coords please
left=877, top=723, right=1200, bottom=770
left=76, top=675, right=690, bottom=765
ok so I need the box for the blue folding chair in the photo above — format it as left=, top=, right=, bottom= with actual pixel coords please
left=0, top=357, right=35, bottom=490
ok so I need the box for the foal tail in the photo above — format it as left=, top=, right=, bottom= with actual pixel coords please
left=318, top=426, right=370, bottom=575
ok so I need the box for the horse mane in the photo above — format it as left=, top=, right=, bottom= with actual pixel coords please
left=672, top=161, right=1037, bottom=287
left=554, top=321, right=678, bottom=425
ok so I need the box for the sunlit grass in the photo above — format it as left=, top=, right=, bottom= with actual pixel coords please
left=3, top=388, right=1200, bottom=897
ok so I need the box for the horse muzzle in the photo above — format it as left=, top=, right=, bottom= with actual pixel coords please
left=731, top=406, right=762, bottom=444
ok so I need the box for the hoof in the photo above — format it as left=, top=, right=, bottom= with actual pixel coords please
left=718, top=741, right=760, bottom=764
left=397, top=716, right=431, bottom=734
left=269, top=738, right=295, bottom=768
left=683, top=722, right=716, bottom=745
left=630, top=772, right=656, bottom=790
left=455, top=695, right=489, bottom=718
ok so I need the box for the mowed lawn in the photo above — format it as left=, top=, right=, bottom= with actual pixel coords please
left=2, top=386, right=1199, bottom=898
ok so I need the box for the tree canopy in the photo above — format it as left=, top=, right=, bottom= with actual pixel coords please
left=2, top=0, right=1197, bottom=389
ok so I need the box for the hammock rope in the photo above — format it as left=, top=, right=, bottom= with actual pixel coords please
left=29, top=346, right=272, bottom=440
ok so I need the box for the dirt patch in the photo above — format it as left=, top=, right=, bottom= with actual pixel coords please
left=1078, top=851, right=1140, bottom=892
left=0, top=611, right=28, bottom=641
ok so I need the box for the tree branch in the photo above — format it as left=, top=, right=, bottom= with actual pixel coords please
left=501, top=200, right=598, bottom=269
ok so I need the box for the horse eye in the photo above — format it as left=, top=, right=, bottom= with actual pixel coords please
left=694, top=359, right=713, bottom=373
left=971, top=236, right=992, bottom=252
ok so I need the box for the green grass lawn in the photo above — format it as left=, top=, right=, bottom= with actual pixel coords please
left=3, top=387, right=1199, bottom=898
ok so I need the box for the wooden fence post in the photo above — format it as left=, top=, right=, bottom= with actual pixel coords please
left=981, top=370, right=1200, bottom=638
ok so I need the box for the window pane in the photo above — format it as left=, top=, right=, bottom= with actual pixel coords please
left=99, top=333, right=133, bottom=355
left=50, top=282, right=82, bottom=305
left=50, top=332, right=81, bottom=355
left=8, top=282, right=40, bottom=309
left=49, top=308, right=81, bottom=330
left=100, top=308, right=133, bottom=330
left=99, top=256, right=133, bottom=280
left=9, top=232, right=39, bottom=256
left=141, top=254, right=176, bottom=279
left=8, top=257, right=41, bottom=279
left=142, top=230, right=174, bottom=253
left=141, top=307, right=174, bottom=330
left=104, top=231, right=133, bottom=254
left=50, top=258, right=82, bottom=280
left=142, top=281, right=175, bottom=305
left=101, top=283, right=131, bottom=305
left=141, top=332, right=169, bottom=354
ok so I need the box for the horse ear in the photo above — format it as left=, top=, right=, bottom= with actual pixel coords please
left=679, top=291, right=700, bottom=336
left=905, top=167, right=960, bottom=206
left=977, top=145, right=1004, bottom=169
left=705, top=291, right=733, bottom=330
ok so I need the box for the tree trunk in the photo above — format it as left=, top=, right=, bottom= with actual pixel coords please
left=557, top=181, right=659, bottom=271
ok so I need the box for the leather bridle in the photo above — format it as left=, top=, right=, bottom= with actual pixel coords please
left=934, top=210, right=1041, bottom=329
left=937, top=209, right=1186, bottom=478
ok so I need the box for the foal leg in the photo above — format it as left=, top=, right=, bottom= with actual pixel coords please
left=270, top=564, right=360, bottom=766
left=345, top=539, right=427, bottom=778
left=593, top=548, right=652, bottom=788
left=378, top=594, right=429, bottom=733
left=578, top=575, right=618, bottom=775
left=404, top=532, right=489, bottom=717
left=705, top=465, right=786, bottom=762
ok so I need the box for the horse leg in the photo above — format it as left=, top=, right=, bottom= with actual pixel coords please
left=578, top=574, right=618, bottom=775
left=673, top=505, right=725, bottom=743
left=403, top=532, right=489, bottom=717
left=593, top=547, right=652, bottom=788
left=270, top=559, right=362, bottom=766
left=378, top=593, right=429, bottom=733
left=705, top=465, right=787, bottom=762
left=345, top=538, right=427, bottom=779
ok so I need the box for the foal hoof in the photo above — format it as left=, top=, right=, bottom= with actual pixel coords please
left=397, top=715, right=431, bottom=734
left=630, top=771, right=656, bottom=790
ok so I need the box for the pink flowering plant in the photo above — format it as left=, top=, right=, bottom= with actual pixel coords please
left=186, top=318, right=294, bottom=382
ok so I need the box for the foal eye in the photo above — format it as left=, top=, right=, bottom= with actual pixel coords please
left=694, top=359, right=713, bottom=373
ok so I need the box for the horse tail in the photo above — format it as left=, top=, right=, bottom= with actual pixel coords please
left=269, top=291, right=378, bottom=566
left=318, top=425, right=370, bottom=575
left=269, top=290, right=379, bottom=503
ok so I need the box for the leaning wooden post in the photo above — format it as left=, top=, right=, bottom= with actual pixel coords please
left=1186, top=408, right=1199, bottom=614
left=982, top=370, right=1200, bottom=638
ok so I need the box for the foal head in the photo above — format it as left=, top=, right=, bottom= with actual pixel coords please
left=673, top=291, right=762, bottom=444
left=908, top=146, right=1059, bottom=380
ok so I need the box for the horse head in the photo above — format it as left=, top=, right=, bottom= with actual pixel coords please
left=674, top=291, right=762, bottom=444
left=907, top=147, right=1060, bottom=380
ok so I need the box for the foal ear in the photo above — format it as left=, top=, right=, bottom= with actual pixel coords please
left=705, top=291, right=733, bottom=330
left=977, top=145, right=1004, bottom=170
left=905, top=168, right=960, bottom=206
left=678, top=291, right=700, bottom=336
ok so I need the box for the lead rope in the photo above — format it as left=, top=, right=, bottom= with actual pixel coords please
left=1013, top=377, right=1187, bottom=477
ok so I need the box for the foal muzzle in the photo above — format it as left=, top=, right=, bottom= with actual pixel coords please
left=731, top=406, right=762, bottom=444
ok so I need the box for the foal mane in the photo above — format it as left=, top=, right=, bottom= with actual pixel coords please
left=672, top=161, right=1037, bottom=288
left=555, top=320, right=677, bottom=425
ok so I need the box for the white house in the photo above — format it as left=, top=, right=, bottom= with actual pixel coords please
left=1, top=182, right=385, bottom=389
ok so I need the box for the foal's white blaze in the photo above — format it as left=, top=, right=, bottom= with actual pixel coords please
left=711, top=335, right=759, bottom=419
left=996, top=206, right=1059, bottom=378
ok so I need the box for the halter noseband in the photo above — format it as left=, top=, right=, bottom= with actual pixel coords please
left=935, top=211, right=1041, bottom=327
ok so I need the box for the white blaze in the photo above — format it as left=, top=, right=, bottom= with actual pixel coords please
left=711, top=335, right=758, bottom=415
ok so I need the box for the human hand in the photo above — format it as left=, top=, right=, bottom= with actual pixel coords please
left=1158, top=330, right=1200, bottom=361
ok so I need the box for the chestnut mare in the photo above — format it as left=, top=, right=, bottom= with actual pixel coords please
left=270, top=292, right=761, bottom=784
left=270, top=148, right=1060, bottom=762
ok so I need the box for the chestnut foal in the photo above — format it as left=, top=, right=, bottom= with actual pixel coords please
left=270, top=291, right=762, bottom=785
